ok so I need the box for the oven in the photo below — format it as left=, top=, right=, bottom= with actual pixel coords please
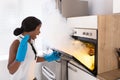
left=70, top=28, right=98, bottom=76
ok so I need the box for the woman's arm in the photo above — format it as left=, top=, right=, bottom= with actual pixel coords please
left=36, top=57, right=45, bottom=62
left=36, top=51, right=61, bottom=62
left=7, top=40, right=21, bottom=74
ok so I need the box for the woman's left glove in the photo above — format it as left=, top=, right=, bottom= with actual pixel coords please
left=15, top=35, right=30, bottom=62
left=44, top=51, right=61, bottom=62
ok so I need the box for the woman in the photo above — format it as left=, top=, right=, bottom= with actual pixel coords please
left=7, top=16, right=61, bottom=80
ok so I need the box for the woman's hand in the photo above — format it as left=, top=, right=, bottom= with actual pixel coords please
left=44, top=51, right=61, bottom=62
left=15, top=35, right=30, bottom=62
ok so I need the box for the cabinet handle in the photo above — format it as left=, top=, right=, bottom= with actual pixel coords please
left=42, top=66, right=56, bottom=80
left=68, top=66, right=77, bottom=72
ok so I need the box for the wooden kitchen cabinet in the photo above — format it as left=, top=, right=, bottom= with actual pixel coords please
left=98, top=14, right=120, bottom=74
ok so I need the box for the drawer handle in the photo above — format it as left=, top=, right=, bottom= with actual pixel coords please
left=42, top=66, right=56, bottom=80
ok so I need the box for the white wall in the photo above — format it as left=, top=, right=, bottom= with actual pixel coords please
left=0, top=56, right=10, bottom=80
left=0, top=0, right=21, bottom=55
left=82, top=0, right=113, bottom=15
left=0, top=0, right=21, bottom=79
left=113, top=0, right=120, bottom=13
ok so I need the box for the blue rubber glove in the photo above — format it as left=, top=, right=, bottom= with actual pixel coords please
left=44, top=51, right=61, bottom=62
left=15, top=35, right=30, bottom=62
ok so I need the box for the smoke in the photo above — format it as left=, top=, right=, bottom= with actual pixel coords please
left=36, top=0, right=74, bottom=55
left=34, top=0, right=86, bottom=57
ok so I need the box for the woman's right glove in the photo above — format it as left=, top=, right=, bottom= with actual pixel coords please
left=15, top=35, right=30, bottom=62
left=44, top=51, right=61, bottom=62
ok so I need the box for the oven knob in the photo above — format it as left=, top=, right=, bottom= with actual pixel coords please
left=90, top=33, right=92, bottom=36
left=86, top=32, right=89, bottom=35
left=83, top=32, right=85, bottom=35
left=73, top=31, right=77, bottom=35
left=74, top=31, right=77, bottom=34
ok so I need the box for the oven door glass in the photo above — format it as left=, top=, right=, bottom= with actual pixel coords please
left=73, top=41, right=95, bottom=70
left=71, top=37, right=97, bottom=75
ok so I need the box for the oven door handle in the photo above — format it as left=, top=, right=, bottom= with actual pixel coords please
left=42, top=66, right=56, bottom=80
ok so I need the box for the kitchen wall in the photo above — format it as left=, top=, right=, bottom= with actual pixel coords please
left=0, top=59, right=10, bottom=80
left=0, top=0, right=20, bottom=55
left=0, top=0, right=21, bottom=79
left=113, top=0, right=120, bottom=13
left=82, top=0, right=113, bottom=15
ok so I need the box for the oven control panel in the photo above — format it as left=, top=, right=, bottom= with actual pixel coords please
left=73, top=28, right=97, bottom=39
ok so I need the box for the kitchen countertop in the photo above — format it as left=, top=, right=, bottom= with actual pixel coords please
left=97, top=69, right=120, bottom=80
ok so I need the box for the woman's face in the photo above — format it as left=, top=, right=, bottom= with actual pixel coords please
left=29, top=24, right=41, bottom=40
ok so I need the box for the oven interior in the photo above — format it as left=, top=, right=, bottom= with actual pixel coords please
left=71, top=31, right=98, bottom=76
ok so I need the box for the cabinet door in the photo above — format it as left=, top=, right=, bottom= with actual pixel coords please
left=68, top=63, right=99, bottom=80
left=67, top=15, right=97, bottom=29
left=98, top=14, right=120, bottom=73
left=41, top=61, right=62, bottom=80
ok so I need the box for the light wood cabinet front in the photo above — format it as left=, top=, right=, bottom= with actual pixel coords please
left=98, top=14, right=120, bottom=74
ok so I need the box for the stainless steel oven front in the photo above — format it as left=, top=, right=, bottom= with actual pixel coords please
left=71, top=28, right=98, bottom=76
